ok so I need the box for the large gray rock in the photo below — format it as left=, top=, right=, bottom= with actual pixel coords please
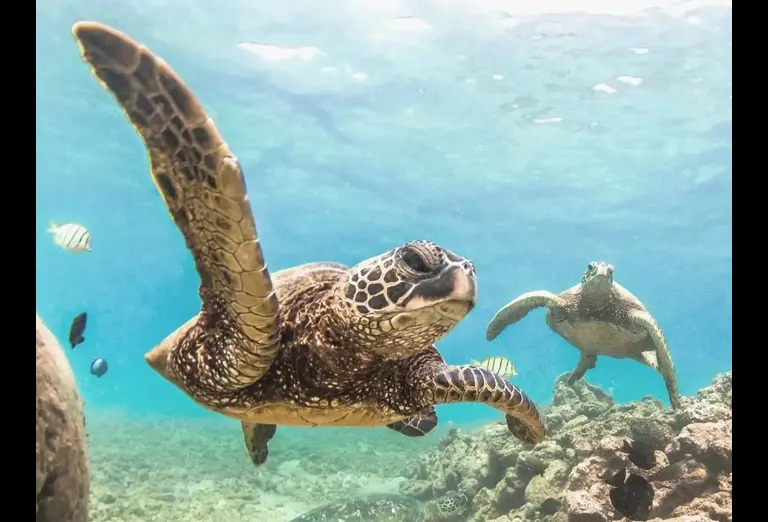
left=36, top=314, right=90, bottom=522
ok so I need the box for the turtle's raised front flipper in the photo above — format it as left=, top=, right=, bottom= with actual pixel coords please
left=486, top=291, right=563, bottom=341
left=242, top=422, right=277, bottom=467
left=628, top=311, right=681, bottom=410
left=72, top=23, right=281, bottom=392
left=386, top=406, right=438, bottom=437
left=428, top=365, right=545, bottom=444
left=567, top=353, right=597, bottom=384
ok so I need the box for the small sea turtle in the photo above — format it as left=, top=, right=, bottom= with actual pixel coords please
left=486, top=261, right=681, bottom=409
left=289, top=491, right=469, bottom=522
left=71, top=21, right=546, bottom=466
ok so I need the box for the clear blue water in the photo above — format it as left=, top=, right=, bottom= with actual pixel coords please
left=36, top=0, right=731, bottom=431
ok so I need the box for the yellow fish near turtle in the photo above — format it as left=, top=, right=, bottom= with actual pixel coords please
left=48, top=222, right=92, bottom=253
left=470, top=356, right=518, bottom=379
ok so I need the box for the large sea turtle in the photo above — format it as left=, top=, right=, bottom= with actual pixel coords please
left=71, top=21, right=546, bottom=466
left=486, top=261, right=681, bottom=409
left=289, top=491, right=469, bottom=522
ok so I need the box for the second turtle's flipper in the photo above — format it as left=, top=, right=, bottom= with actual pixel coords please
left=486, top=291, right=564, bottom=341
left=631, top=351, right=659, bottom=371
left=629, top=311, right=682, bottom=410
left=567, top=353, right=597, bottom=384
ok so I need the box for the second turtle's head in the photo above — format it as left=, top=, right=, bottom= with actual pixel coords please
left=334, top=240, right=477, bottom=357
left=581, top=261, right=614, bottom=297
left=435, top=490, right=470, bottom=518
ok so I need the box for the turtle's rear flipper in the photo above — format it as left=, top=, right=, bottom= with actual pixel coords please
left=567, top=353, right=597, bottom=384
left=242, top=422, right=277, bottom=467
left=386, top=407, right=437, bottom=437
left=428, top=365, right=546, bottom=445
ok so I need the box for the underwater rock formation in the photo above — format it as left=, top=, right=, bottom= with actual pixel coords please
left=401, top=371, right=732, bottom=522
left=36, top=314, right=90, bottom=522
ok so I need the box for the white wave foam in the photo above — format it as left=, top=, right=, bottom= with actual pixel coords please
left=618, top=76, right=643, bottom=86
left=236, top=43, right=326, bottom=62
left=594, top=83, right=618, bottom=94
left=382, top=16, right=432, bottom=32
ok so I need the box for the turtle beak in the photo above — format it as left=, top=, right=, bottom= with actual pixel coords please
left=435, top=263, right=477, bottom=320
left=451, top=264, right=477, bottom=305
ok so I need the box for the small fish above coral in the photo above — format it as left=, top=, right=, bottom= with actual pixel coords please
left=90, top=358, right=108, bottom=378
left=68, top=312, right=87, bottom=349
left=621, top=438, right=657, bottom=470
left=601, top=466, right=627, bottom=487
left=605, top=468, right=654, bottom=521
left=48, top=222, right=92, bottom=253
left=469, top=356, right=517, bottom=378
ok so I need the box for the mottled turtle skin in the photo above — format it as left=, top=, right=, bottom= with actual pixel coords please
left=290, top=491, right=469, bottom=522
left=71, top=22, right=546, bottom=466
left=486, top=262, right=681, bottom=409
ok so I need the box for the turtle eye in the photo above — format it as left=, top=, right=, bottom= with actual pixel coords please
left=587, top=263, right=595, bottom=271
left=402, top=248, right=429, bottom=273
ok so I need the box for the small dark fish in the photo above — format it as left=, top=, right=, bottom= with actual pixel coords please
left=602, top=466, right=627, bottom=487
left=69, top=312, right=87, bottom=349
left=90, top=358, right=108, bottom=378
left=649, top=460, right=690, bottom=482
left=621, top=438, right=656, bottom=470
left=609, top=472, right=654, bottom=520
left=539, top=497, right=562, bottom=516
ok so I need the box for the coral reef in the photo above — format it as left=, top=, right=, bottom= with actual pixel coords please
left=36, top=314, right=90, bottom=522
left=401, top=371, right=732, bottom=522
left=83, top=371, right=731, bottom=522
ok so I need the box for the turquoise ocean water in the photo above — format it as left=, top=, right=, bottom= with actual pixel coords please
left=36, top=0, right=731, bottom=519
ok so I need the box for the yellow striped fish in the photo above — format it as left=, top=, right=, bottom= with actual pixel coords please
left=470, top=356, right=518, bottom=379
left=48, top=222, right=92, bottom=253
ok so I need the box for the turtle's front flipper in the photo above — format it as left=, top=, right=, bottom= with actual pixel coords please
left=628, top=311, right=681, bottom=410
left=426, top=365, right=546, bottom=444
left=242, top=422, right=277, bottom=467
left=73, top=23, right=281, bottom=393
left=486, top=291, right=564, bottom=341
left=567, top=353, right=597, bottom=384
left=386, top=407, right=437, bottom=437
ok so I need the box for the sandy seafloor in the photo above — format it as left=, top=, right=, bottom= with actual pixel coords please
left=87, top=409, right=452, bottom=522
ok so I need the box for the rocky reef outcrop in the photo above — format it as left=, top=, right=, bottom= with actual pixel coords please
left=402, top=371, right=732, bottom=522
left=36, top=314, right=90, bottom=522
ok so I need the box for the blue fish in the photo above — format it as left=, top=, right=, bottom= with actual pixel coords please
left=90, top=358, right=108, bottom=378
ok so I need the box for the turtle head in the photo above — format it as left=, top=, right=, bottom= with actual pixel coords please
left=334, top=240, right=477, bottom=358
left=580, top=261, right=614, bottom=305
left=434, top=490, right=470, bottom=518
